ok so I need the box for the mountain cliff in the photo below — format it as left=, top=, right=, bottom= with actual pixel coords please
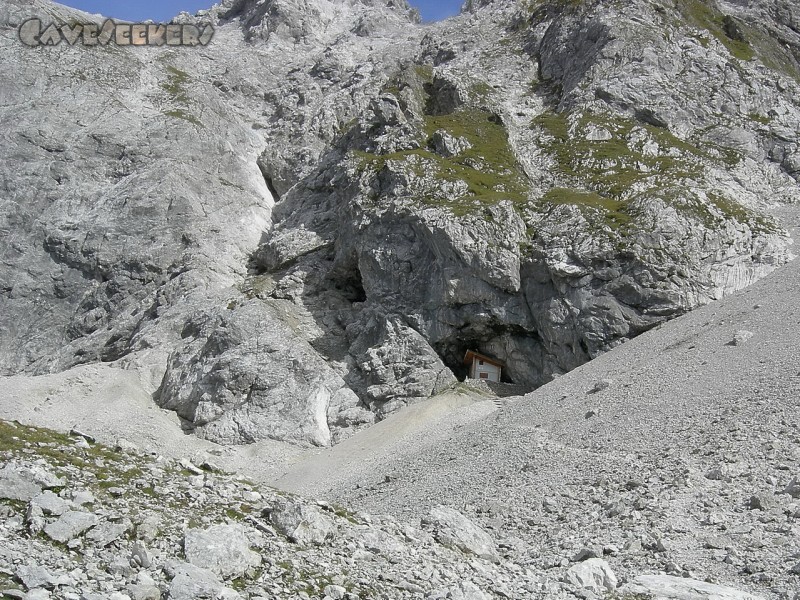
left=1, top=0, right=799, bottom=447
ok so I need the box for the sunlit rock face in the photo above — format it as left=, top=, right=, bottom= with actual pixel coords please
left=1, top=0, right=797, bottom=445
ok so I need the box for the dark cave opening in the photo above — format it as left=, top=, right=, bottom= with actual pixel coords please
left=257, top=162, right=281, bottom=201
left=330, top=261, right=367, bottom=304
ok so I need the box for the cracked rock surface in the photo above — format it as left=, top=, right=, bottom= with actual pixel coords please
left=2, top=0, right=800, bottom=446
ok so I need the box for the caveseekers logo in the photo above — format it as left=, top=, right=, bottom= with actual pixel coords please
left=18, top=18, right=214, bottom=47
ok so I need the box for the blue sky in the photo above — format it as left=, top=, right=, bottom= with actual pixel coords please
left=56, top=1, right=462, bottom=23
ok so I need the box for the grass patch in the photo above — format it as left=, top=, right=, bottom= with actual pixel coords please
left=161, top=65, right=191, bottom=103
left=531, top=110, right=708, bottom=199
left=542, top=187, right=632, bottom=230
left=529, top=109, right=777, bottom=235
left=356, top=107, right=529, bottom=215
left=357, top=61, right=532, bottom=217
left=675, top=0, right=754, bottom=61
left=159, top=64, right=202, bottom=126
left=163, top=109, right=202, bottom=127
left=674, top=0, right=800, bottom=80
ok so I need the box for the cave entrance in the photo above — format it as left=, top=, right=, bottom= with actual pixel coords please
left=463, top=349, right=504, bottom=383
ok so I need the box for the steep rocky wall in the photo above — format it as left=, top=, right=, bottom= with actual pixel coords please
left=1, top=0, right=798, bottom=447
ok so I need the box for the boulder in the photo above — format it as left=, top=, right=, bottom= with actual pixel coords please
left=43, top=511, right=98, bottom=543
left=564, top=558, right=618, bottom=593
left=421, top=506, right=499, bottom=562
left=268, top=498, right=336, bottom=546
left=621, top=574, right=766, bottom=599
left=183, top=524, right=261, bottom=579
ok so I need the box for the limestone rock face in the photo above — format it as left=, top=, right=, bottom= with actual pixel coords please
left=1, top=0, right=799, bottom=444
left=156, top=300, right=373, bottom=446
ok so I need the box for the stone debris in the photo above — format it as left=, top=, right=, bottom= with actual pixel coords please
left=0, top=421, right=532, bottom=599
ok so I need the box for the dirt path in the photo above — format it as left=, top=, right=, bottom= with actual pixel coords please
left=272, top=388, right=499, bottom=498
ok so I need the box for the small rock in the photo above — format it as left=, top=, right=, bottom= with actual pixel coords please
left=179, top=459, right=204, bottom=476
left=126, top=572, right=161, bottom=600
left=588, top=379, right=613, bottom=394
left=86, top=521, right=130, bottom=547
left=115, top=438, right=139, bottom=453
left=130, top=541, right=152, bottom=569
left=748, top=494, right=775, bottom=511
left=603, top=544, right=619, bottom=556
left=268, top=498, right=336, bottom=546
left=704, top=534, right=733, bottom=550
left=444, top=581, right=490, bottom=600
left=0, top=466, right=42, bottom=502
left=68, top=428, right=95, bottom=443
left=15, top=564, right=59, bottom=590
left=732, top=330, right=754, bottom=346
left=166, top=562, right=242, bottom=600
left=781, top=478, right=800, bottom=498
left=322, top=585, right=346, bottom=600
left=30, top=491, right=69, bottom=516
left=135, top=515, right=161, bottom=542
left=71, top=490, right=95, bottom=506
left=572, top=547, right=602, bottom=562
left=242, top=491, right=261, bottom=503
left=705, top=464, right=732, bottom=481
left=429, top=129, right=472, bottom=158
left=584, top=125, right=613, bottom=141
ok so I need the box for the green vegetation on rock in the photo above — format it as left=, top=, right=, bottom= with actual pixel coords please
left=531, top=109, right=776, bottom=234
left=161, top=65, right=191, bottom=103
left=543, top=187, right=632, bottom=230
left=675, top=0, right=800, bottom=80
left=160, top=64, right=202, bottom=126
left=675, top=0, right=754, bottom=61
left=356, top=107, right=529, bottom=216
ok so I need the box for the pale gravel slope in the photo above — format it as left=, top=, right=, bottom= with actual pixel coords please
left=0, top=364, right=306, bottom=482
